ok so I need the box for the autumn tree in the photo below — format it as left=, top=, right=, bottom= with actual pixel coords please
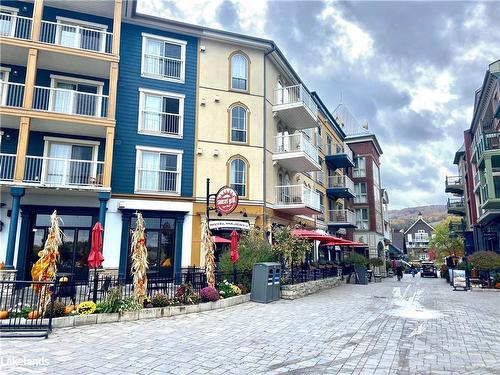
left=427, top=217, right=464, bottom=261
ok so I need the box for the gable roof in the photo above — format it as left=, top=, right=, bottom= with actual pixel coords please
left=404, top=217, right=434, bottom=235
left=392, top=231, right=405, bottom=251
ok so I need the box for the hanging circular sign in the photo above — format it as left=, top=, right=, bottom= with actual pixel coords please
left=215, top=186, right=239, bottom=215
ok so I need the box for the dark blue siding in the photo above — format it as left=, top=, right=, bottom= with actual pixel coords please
left=35, top=69, right=109, bottom=94
left=0, top=64, right=26, bottom=83
left=113, top=23, right=197, bottom=196
left=2, top=1, right=34, bottom=17
left=42, top=5, right=113, bottom=31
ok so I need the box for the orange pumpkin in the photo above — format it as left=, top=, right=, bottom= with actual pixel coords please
left=27, top=310, right=40, bottom=320
left=0, top=262, right=5, bottom=270
left=0, top=310, right=8, bottom=319
left=64, top=305, right=75, bottom=315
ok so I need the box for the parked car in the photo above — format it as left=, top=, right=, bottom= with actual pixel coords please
left=421, top=261, right=438, bottom=278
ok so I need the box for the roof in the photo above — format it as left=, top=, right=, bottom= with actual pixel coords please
left=392, top=231, right=405, bottom=251
left=345, top=133, right=384, bottom=156
left=453, top=144, right=465, bottom=165
left=469, top=59, right=500, bottom=133
left=388, top=244, right=403, bottom=255
left=404, top=217, right=434, bottom=235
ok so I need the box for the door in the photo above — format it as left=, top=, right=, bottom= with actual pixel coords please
left=53, top=82, right=76, bottom=114
left=69, top=145, right=93, bottom=185
left=46, top=143, right=72, bottom=184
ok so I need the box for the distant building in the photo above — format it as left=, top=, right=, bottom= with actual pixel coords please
left=404, top=213, right=434, bottom=261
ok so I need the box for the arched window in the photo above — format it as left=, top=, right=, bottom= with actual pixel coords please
left=229, top=158, right=247, bottom=197
left=230, top=105, right=247, bottom=142
left=230, top=53, right=248, bottom=91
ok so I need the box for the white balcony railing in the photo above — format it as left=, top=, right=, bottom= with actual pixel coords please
left=328, top=209, right=356, bottom=225
left=141, top=110, right=182, bottom=136
left=39, top=20, right=112, bottom=53
left=318, top=204, right=325, bottom=222
left=24, top=156, right=104, bottom=188
left=274, top=133, right=318, bottom=161
left=0, top=82, right=25, bottom=108
left=136, top=169, right=180, bottom=194
left=143, top=54, right=183, bottom=81
left=328, top=142, right=353, bottom=161
left=354, top=195, right=368, bottom=204
left=327, top=175, right=354, bottom=191
left=33, top=86, right=109, bottom=118
left=414, top=234, right=429, bottom=242
left=274, top=84, right=318, bottom=117
left=274, top=184, right=320, bottom=211
left=0, top=153, right=16, bottom=181
left=0, top=13, right=32, bottom=40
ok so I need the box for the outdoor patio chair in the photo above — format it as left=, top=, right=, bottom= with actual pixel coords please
left=54, top=282, right=77, bottom=305
left=88, top=275, right=112, bottom=301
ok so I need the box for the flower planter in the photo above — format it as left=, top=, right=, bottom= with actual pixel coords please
left=74, top=314, right=97, bottom=326
left=119, top=310, right=139, bottom=322
left=97, top=313, right=119, bottom=324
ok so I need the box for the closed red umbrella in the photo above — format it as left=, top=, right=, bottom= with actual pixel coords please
left=88, top=222, right=105, bottom=303
left=88, top=222, right=105, bottom=268
left=230, top=230, right=239, bottom=264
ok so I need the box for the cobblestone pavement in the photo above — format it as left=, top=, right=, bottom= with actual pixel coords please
left=1, top=275, right=499, bottom=374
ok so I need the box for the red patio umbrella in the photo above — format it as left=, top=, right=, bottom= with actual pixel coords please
left=88, top=222, right=105, bottom=303
left=230, top=230, right=239, bottom=264
left=213, top=235, right=231, bottom=244
left=88, top=222, right=105, bottom=268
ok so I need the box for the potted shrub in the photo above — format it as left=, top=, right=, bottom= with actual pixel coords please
left=470, top=251, right=500, bottom=287
left=345, top=253, right=369, bottom=285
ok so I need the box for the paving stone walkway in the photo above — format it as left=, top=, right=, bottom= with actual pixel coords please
left=1, top=275, right=499, bottom=374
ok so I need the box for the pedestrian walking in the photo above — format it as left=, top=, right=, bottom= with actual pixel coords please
left=410, top=264, right=416, bottom=277
left=396, top=266, right=403, bottom=281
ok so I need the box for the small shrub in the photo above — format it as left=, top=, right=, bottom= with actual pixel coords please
left=344, top=253, right=368, bottom=267
left=95, top=302, right=109, bottom=314
left=200, top=287, right=219, bottom=302
left=46, top=301, right=66, bottom=318
left=76, top=301, right=96, bottom=315
left=470, top=251, right=500, bottom=270
left=237, top=283, right=248, bottom=295
left=9, top=304, right=32, bottom=319
left=175, top=284, right=199, bottom=305
left=369, top=258, right=384, bottom=267
left=218, top=279, right=240, bottom=298
left=119, top=297, right=142, bottom=313
left=151, top=293, right=171, bottom=307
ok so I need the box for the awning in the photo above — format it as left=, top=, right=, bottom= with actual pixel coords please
left=292, top=229, right=367, bottom=247
left=212, top=235, right=231, bottom=244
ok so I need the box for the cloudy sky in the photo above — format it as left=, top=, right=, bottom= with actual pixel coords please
left=138, top=0, right=500, bottom=209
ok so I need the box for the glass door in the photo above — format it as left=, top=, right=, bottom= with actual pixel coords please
left=69, top=145, right=93, bottom=185
left=53, top=82, right=76, bottom=114
left=46, top=143, right=72, bottom=184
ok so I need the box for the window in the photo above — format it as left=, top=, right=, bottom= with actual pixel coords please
left=356, top=208, right=369, bottom=230
left=316, top=127, right=323, bottom=150
left=135, top=147, right=182, bottom=194
left=142, top=34, right=186, bottom=82
left=353, top=157, right=366, bottom=177
left=230, top=105, right=247, bottom=142
left=230, top=53, right=248, bottom=91
left=326, top=135, right=333, bottom=155
left=373, top=160, right=380, bottom=187
left=55, top=17, right=108, bottom=52
left=316, top=158, right=324, bottom=184
left=47, top=75, right=104, bottom=117
left=229, top=158, right=247, bottom=197
left=139, top=89, right=184, bottom=137
left=0, top=67, right=10, bottom=106
left=354, top=183, right=367, bottom=203
left=0, top=6, right=18, bottom=37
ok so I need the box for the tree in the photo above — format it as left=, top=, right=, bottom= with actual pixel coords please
left=469, top=251, right=500, bottom=270
left=273, top=226, right=311, bottom=269
left=427, top=217, right=464, bottom=261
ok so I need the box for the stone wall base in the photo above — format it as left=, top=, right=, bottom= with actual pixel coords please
left=281, top=277, right=343, bottom=300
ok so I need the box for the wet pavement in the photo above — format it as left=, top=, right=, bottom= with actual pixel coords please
left=1, top=274, right=499, bottom=374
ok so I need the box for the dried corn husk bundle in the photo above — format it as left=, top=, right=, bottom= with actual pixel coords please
left=201, top=220, right=215, bottom=288
left=131, top=212, right=148, bottom=304
left=31, top=210, right=61, bottom=314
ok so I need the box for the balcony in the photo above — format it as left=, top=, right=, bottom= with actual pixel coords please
left=472, top=130, right=500, bottom=167
left=273, top=84, right=318, bottom=130
left=326, top=175, right=355, bottom=199
left=272, top=133, right=320, bottom=173
left=0, top=153, right=16, bottom=182
left=354, top=195, right=368, bottom=204
left=23, top=156, right=105, bottom=189
left=325, top=143, right=355, bottom=169
left=327, top=209, right=356, bottom=229
left=0, top=81, right=25, bottom=113
left=39, top=20, right=113, bottom=54
left=445, top=175, right=464, bottom=194
left=413, top=234, right=430, bottom=243
left=0, top=12, right=32, bottom=39
left=447, top=197, right=465, bottom=216
left=274, top=184, right=321, bottom=216
left=481, top=178, right=500, bottom=210
left=32, top=86, right=109, bottom=119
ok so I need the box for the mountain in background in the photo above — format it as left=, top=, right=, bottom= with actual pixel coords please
left=388, top=205, right=448, bottom=231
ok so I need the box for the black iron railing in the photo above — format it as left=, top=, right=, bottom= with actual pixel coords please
left=282, top=266, right=342, bottom=285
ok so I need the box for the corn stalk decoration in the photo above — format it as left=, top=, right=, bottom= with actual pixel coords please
left=131, top=212, right=148, bottom=304
left=201, top=220, right=215, bottom=287
left=31, top=210, right=62, bottom=315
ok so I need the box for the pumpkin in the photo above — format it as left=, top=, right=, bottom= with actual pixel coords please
left=59, top=276, right=69, bottom=282
left=0, top=261, right=5, bottom=270
left=0, top=310, right=8, bottom=319
left=64, top=305, right=75, bottom=315
left=27, top=310, right=40, bottom=320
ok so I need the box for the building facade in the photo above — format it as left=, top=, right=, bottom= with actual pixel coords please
left=404, top=213, right=434, bottom=261
left=446, top=59, right=500, bottom=254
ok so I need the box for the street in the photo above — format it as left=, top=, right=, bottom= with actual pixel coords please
left=1, top=275, right=499, bottom=374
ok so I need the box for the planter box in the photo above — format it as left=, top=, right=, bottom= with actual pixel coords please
left=97, top=313, right=119, bottom=324
left=119, top=310, right=139, bottom=322
left=74, top=314, right=97, bottom=326
left=281, top=277, right=343, bottom=299
left=138, top=308, right=159, bottom=320
left=52, top=316, right=74, bottom=328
